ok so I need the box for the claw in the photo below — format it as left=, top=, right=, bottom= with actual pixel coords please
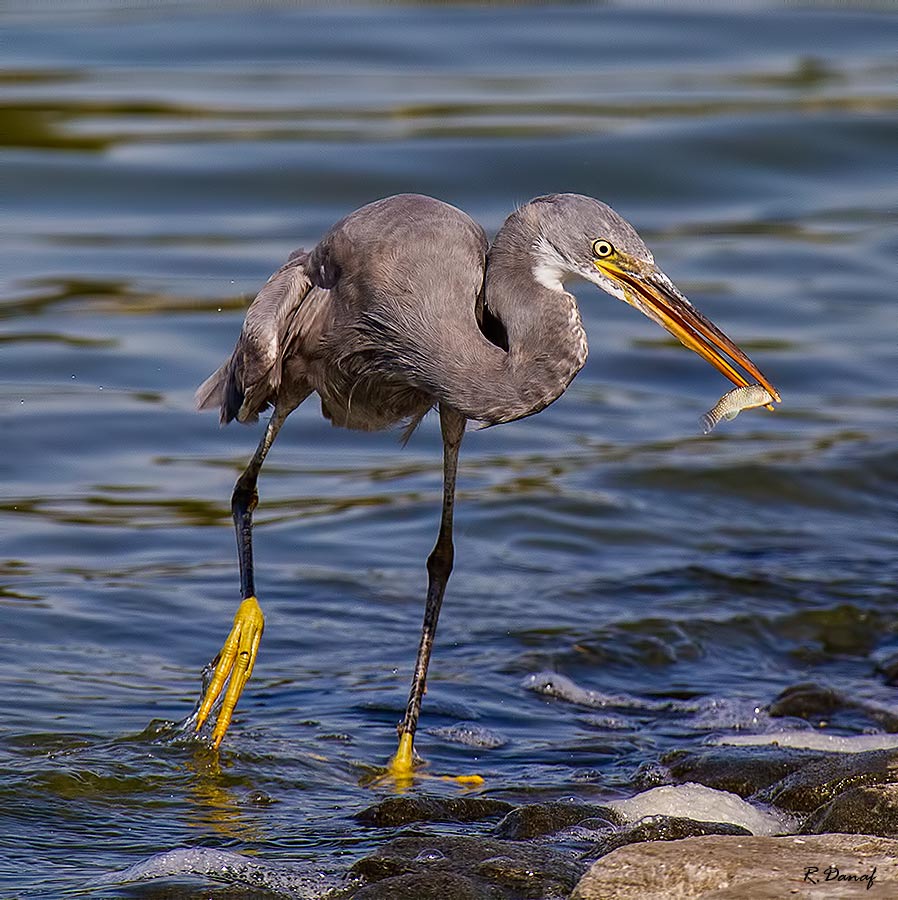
left=196, top=595, right=264, bottom=748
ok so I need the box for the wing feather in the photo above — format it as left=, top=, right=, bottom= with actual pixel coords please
left=196, top=251, right=314, bottom=424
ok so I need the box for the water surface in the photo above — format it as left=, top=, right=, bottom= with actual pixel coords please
left=2, top=2, right=897, bottom=896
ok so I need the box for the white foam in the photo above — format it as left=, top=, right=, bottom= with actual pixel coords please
left=716, top=731, right=898, bottom=753
left=522, top=671, right=684, bottom=712
left=607, top=783, right=792, bottom=836
left=95, top=848, right=338, bottom=897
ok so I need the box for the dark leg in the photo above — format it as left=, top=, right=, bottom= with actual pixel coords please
left=389, top=404, right=466, bottom=776
left=196, top=407, right=289, bottom=748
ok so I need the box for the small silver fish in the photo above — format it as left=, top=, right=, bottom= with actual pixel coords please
left=701, top=385, right=774, bottom=434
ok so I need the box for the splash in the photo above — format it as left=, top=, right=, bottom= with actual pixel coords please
left=95, top=847, right=344, bottom=897
left=522, top=671, right=690, bottom=712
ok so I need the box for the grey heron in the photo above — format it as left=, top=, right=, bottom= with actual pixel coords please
left=194, top=193, right=779, bottom=778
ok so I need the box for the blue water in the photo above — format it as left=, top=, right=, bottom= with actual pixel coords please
left=1, top=2, right=897, bottom=896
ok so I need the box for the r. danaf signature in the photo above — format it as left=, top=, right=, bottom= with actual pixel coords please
left=804, top=865, right=877, bottom=891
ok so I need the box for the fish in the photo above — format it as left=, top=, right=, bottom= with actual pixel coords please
left=701, top=385, right=775, bottom=434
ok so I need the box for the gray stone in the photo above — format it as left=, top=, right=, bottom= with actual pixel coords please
left=350, top=870, right=486, bottom=899
left=661, top=745, right=825, bottom=798
left=769, top=682, right=844, bottom=719
left=801, top=783, right=898, bottom=837
left=571, top=834, right=898, bottom=899
left=355, top=795, right=514, bottom=827
left=349, top=833, right=582, bottom=899
left=756, top=748, right=898, bottom=812
left=586, top=815, right=751, bottom=859
left=493, top=801, right=618, bottom=840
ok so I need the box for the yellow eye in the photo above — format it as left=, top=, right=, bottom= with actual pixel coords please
left=592, top=239, right=614, bottom=259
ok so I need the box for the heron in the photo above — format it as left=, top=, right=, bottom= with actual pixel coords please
left=193, top=193, right=779, bottom=778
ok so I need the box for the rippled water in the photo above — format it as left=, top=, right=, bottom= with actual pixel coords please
left=2, top=2, right=897, bottom=896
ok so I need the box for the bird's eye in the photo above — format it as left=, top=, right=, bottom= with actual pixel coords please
left=592, top=239, right=614, bottom=259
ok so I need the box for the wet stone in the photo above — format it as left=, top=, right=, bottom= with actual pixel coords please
left=349, top=833, right=584, bottom=900
left=768, top=682, right=844, bottom=719
left=800, top=783, right=898, bottom=837
left=659, top=745, right=826, bottom=797
left=756, top=748, right=898, bottom=813
left=355, top=795, right=515, bottom=827
left=584, top=815, right=751, bottom=860
left=351, top=870, right=483, bottom=900
left=874, top=649, right=898, bottom=686
left=493, top=801, right=619, bottom=840
left=769, top=681, right=898, bottom=732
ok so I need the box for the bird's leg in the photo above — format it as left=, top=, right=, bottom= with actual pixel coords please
left=388, top=405, right=466, bottom=779
left=196, top=409, right=286, bottom=748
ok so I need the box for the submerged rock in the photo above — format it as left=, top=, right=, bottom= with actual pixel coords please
left=356, top=795, right=514, bottom=828
left=572, top=833, right=898, bottom=899
left=801, top=783, right=898, bottom=838
left=769, top=682, right=844, bottom=720
left=874, top=649, right=898, bottom=686
left=493, top=801, right=618, bottom=840
left=770, top=681, right=898, bottom=731
left=350, top=833, right=583, bottom=900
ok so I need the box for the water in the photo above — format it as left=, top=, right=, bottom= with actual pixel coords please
left=2, top=1, right=897, bottom=895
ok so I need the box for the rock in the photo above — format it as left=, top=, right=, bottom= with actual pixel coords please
left=493, top=801, right=618, bottom=840
left=355, top=795, right=514, bottom=827
left=349, top=833, right=583, bottom=899
left=801, top=783, right=898, bottom=837
left=571, top=834, right=898, bottom=899
left=874, top=649, right=898, bottom=685
left=660, top=745, right=825, bottom=798
left=350, top=870, right=483, bottom=899
left=769, top=681, right=898, bottom=731
left=769, top=682, right=844, bottom=720
left=586, top=815, right=751, bottom=859
left=755, top=748, right=898, bottom=813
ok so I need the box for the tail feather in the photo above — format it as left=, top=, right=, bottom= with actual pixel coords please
left=195, top=361, right=227, bottom=415
left=195, top=357, right=248, bottom=424
left=195, top=250, right=314, bottom=425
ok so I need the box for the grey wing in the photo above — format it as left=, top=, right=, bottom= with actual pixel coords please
left=196, top=250, right=322, bottom=424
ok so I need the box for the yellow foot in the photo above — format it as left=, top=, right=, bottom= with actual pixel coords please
left=387, top=732, right=416, bottom=779
left=379, top=733, right=484, bottom=788
left=195, top=595, right=264, bottom=748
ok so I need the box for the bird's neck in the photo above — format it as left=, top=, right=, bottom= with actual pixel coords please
left=395, top=209, right=588, bottom=426
left=475, top=215, right=588, bottom=423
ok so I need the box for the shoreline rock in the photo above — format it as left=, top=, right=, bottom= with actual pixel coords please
left=571, top=833, right=897, bottom=899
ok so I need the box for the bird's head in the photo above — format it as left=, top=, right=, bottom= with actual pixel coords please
left=527, top=193, right=780, bottom=404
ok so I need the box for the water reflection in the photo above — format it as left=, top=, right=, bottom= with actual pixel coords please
left=182, top=749, right=264, bottom=842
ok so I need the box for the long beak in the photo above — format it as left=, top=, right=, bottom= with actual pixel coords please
left=596, top=259, right=781, bottom=407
